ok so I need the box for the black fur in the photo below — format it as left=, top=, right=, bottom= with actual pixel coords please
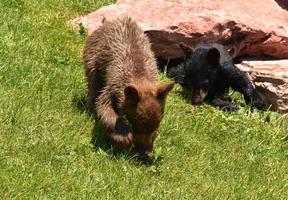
left=167, top=43, right=265, bottom=111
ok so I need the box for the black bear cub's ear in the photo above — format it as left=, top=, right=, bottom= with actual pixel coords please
left=207, top=48, right=220, bottom=66
left=179, top=43, right=194, bottom=59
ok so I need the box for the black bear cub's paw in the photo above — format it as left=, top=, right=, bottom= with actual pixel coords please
left=251, top=91, right=265, bottom=110
left=208, top=98, right=238, bottom=112
left=221, top=104, right=238, bottom=112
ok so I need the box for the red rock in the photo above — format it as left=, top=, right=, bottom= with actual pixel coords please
left=237, top=60, right=288, bottom=113
left=77, top=0, right=288, bottom=60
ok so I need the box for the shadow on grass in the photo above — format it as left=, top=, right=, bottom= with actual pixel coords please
left=91, top=122, right=160, bottom=166
left=174, top=88, right=245, bottom=112
left=72, top=94, right=157, bottom=165
left=72, top=94, right=91, bottom=115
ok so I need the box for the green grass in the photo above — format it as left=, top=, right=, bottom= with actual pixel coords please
left=0, top=0, right=287, bottom=199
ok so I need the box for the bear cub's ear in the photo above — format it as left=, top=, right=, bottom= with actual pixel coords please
left=157, top=82, right=175, bottom=100
left=179, top=43, right=194, bottom=59
left=207, top=48, right=220, bottom=66
left=124, top=86, right=140, bottom=105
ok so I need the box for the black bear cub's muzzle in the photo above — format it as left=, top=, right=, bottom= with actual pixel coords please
left=192, top=89, right=208, bottom=105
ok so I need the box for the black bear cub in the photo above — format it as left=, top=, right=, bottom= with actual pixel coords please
left=168, top=43, right=265, bottom=111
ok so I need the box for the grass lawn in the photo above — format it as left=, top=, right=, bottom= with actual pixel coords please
left=0, top=0, right=287, bottom=199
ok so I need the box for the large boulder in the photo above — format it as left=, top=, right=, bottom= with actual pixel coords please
left=77, top=0, right=288, bottom=60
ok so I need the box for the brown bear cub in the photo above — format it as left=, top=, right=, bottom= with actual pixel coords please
left=83, top=17, right=174, bottom=159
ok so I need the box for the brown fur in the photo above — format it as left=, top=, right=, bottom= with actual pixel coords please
left=83, top=17, right=174, bottom=157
